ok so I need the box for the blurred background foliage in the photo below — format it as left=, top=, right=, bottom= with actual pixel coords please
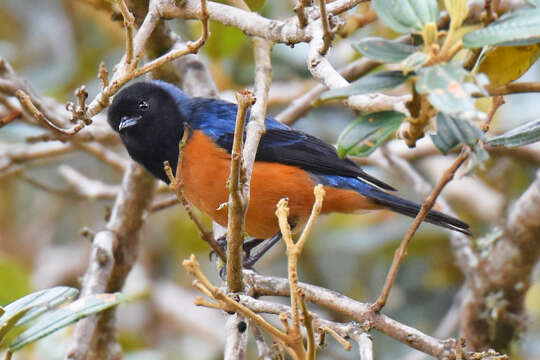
left=0, top=0, right=539, bottom=359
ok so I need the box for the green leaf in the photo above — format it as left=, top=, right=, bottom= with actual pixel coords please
left=0, top=287, right=78, bottom=343
left=337, top=111, right=406, bottom=157
left=463, top=8, right=540, bottom=47
left=416, top=63, right=478, bottom=114
left=372, top=0, right=439, bottom=33
left=320, top=71, right=412, bottom=101
left=9, top=293, right=128, bottom=352
left=400, top=51, right=430, bottom=74
left=352, top=37, right=417, bottom=63
left=430, top=113, right=485, bottom=154
left=487, top=118, right=540, bottom=147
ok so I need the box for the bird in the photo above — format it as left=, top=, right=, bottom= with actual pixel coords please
left=107, top=80, right=471, bottom=262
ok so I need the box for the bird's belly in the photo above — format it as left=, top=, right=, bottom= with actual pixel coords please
left=180, top=131, right=380, bottom=238
left=180, top=131, right=319, bottom=238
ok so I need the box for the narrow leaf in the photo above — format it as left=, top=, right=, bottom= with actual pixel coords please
left=430, top=113, right=484, bottom=153
left=353, top=37, right=416, bottom=63
left=416, top=63, right=477, bottom=114
left=321, top=71, right=412, bottom=101
left=0, top=287, right=78, bottom=342
left=372, top=0, right=439, bottom=33
left=9, top=293, right=128, bottom=352
left=463, top=8, right=540, bottom=47
left=337, top=111, right=405, bottom=157
left=487, top=118, right=540, bottom=147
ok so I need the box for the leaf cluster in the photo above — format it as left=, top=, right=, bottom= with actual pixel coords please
left=0, top=288, right=128, bottom=358
left=320, top=0, right=540, bottom=160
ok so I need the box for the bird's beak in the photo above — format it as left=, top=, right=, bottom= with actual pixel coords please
left=118, top=115, right=141, bottom=131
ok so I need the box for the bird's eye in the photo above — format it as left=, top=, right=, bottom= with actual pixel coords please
left=138, top=100, right=149, bottom=111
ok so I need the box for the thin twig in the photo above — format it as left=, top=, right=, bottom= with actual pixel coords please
left=317, top=0, right=332, bottom=55
left=226, top=90, right=255, bottom=292
left=16, top=90, right=84, bottom=137
left=164, top=127, right=226, bottom=262
left=350, top=330, right=374, bottom=360
left=371, top=149, right=470, bottom=312
left=115, top=0, right=135, bottom=66
left=0, top=109, right=21, bottom=127
left=150, top=196, right=179, bottom=212
left=275, top=184, right=325, bottom=358
left=183, top=255, right=298, bottom=357
left=294, top=0, right=312, bottom=28
left=487, top=81, right=540, bottom=96
left=481, top=95, right=505, bottom=132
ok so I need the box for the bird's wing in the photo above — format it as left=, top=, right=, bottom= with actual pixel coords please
left=189, top=98, right=395, bottom=191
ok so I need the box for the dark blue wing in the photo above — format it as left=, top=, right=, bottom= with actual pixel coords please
left=188, top=97, right=396, bottom=191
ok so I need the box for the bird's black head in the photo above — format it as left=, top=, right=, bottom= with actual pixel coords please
left=107, top=81, right=188, bottom=183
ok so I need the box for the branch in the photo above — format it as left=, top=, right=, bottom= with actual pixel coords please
left=248, top=271, right=457, bottom=358
left=461, top=169, right=540, bottom=351
left=276, top=56, right=379, bottom=124
left=275, top=185, right=325, bottom=359
left=487, top=81, right=540, bottom=96
left=224, top=314, right=249, bottom=360
left=294, top=0, right=312, bottom=28
left=66, top=162, right=155, bottom=360
left=371, top=149, right=469, bottom=312
left=175, top=0, right=361, bottom=44
left=317, top=0, right=333, bottom=55
left=226, top=90, right=256, bottom=292
left=58, top=165, right=120, bottom=199
left=350, top=330, right=374, bottom=360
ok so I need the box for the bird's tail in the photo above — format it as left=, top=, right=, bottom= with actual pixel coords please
left=366, top=187, right=471, bottom=236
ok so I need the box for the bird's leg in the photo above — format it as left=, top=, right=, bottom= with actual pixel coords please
left=213, top=237, right=265, bottom=258
left=242, top=238, right=265, bottom=257
left=214, top=233, right=282, bottom=278
left=242, top=232, right=282, bottom=268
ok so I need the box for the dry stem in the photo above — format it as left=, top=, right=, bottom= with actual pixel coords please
left=164, top=127, right=226, bottom=262
left=226, top=90, right=256, bottom=292
left=371, top=149, right=469, bottom=312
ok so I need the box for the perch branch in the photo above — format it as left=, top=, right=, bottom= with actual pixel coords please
left=226, top=90, right=256, bottom=292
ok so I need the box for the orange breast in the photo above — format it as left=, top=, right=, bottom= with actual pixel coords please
left=181, top=131, right=380, bottom=238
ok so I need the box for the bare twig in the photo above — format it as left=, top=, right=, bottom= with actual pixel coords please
left=371, top=149, right=470, bottom=312
left=482, top=96, right=505, bottom=132
left=149, top=195, right=179, bottom=212
left=164, top=128, right=226, bottom=262
left=294, top=0, right=312, bottom=28
left=224, top=314, right=249, bottom=360
left=350, top=330, right=374, bottom=360
left=66, top=162, right=155, bottom=360
left=276, top=57, right=379, bottom=124
left=317, top=0, right=333, bottom=55
left=116, top=0, right=136, bottom=66
left=487, top=81, right=540, bottom=96
left=251, top=323, right=275, bottom=359
left=0, top=109, right=21, bottom=127
left=77, top=143, right=127, bottom=172
left=226, top=90, right=256, bottom=292
left=16, top=90, right=85, bottom=138
left=275, top=184, right=325, bottom=359
left=58, top=165, right=120, bottom=199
